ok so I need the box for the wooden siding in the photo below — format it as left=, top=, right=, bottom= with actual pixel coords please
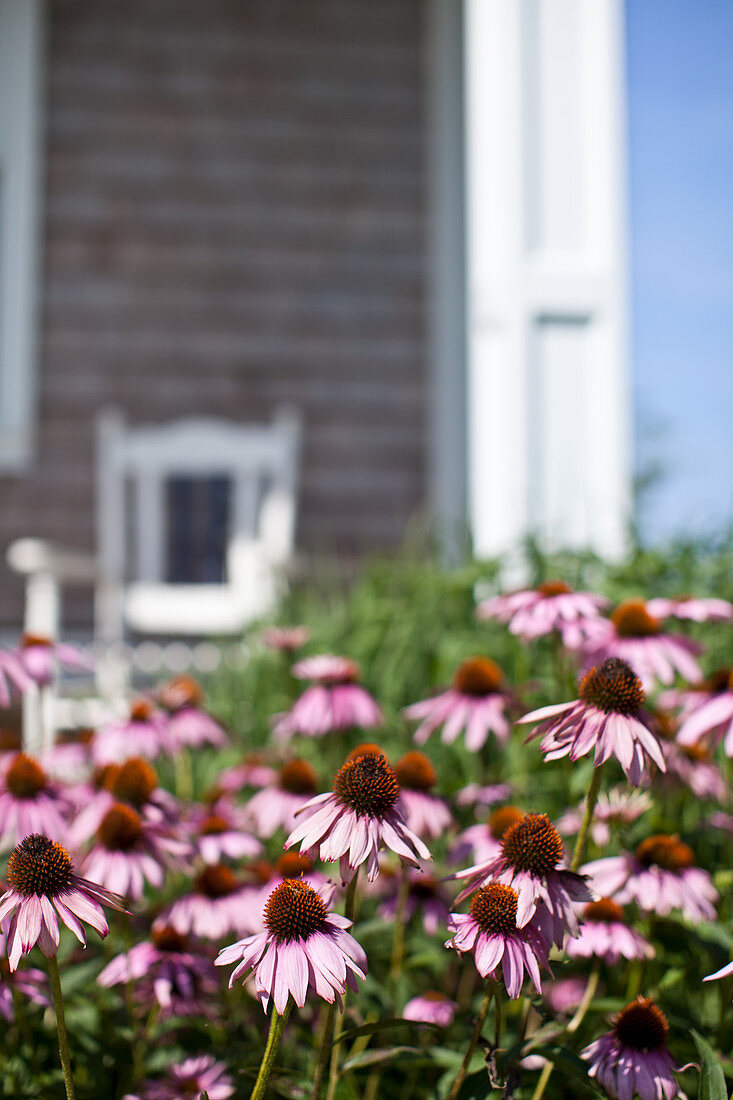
left=0, top=0, right=427, bottom=628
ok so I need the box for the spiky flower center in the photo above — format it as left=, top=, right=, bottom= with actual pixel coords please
left=111, top=757, right=157, bottom=807
left=21, top=633, right=52, bottom=649
left=409, top=875, right=438, bottom=899
left=346, top=742, right=383, bottom=761
left=423, top=990, right=449, bottom=1002
left=199, top=813, right=230, bottom=836
left=613, top=997, right=669, bottom=1051
left=196, top=864, right=239, bottom=898
left=579, top=658, right=645, bottom=716
left=681, top=741, right=711, bottom=763
left=158, top=675, right=203, bottom=711
left=537, top=580, right=571, bottom=597
left=93, top=764, right=121, bottom=792
left=583, top=897, right=626, bottom=924
left=264, top=879, right=329, bottom=942
left=130, top=698, right=155, bottom=722
left=501, top=813, right=564, bottom=876
left=611, top=600, right=661, bottom=638
left=275, top=852, right=314, bottom=878
left=488, top=805, right=525, bottom=840
left=470, top=882, right=519, bottom=936
left=701, top=667, right=733, bottom=694
left=6, top=834, right=73, bottom=897
left=279, top=758, right=318, bottom=795
left=453, top=657, right=504, bottom=697
left=394, top=751, right=437, bottom=791
left=151, top=925, right=188, bottom=953
left=98, top=803, right=143, bottom=851
left=635, top=834, right=695, bottom=872
left=5, top=753, right=47, bottom=799
left=332, top=752, right=400, bottom=818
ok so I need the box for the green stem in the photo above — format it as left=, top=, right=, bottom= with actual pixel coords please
left=530, top=1061, right=553, bottom=1100
left=567, top=962, right=600, bottom=1035
left=530, top=962, right=601, bottom=1100
left=493, top=982, right=503, bottom=1048
left=447, top=984, right=493, bottom=1100
left=311, top=871, right=360, bottom=1100
left=390, top=873, right=410, bottom=981
left=251, top=1001, right=292, bottom=1100
left=571, top=763, right=605, bottom=872
left=47, top=955, right=76, bottom=1100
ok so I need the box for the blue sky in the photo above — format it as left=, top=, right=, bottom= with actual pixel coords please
left=626, top=0, right=733, bottom=540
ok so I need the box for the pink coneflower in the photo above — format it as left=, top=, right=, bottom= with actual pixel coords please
left=217, top=753, right=278, bottom=794
left=244, top=854, right=337, bottom=935
left=137, top=1055, right=234, bottom=1100
left=0, top=647, right=32, bottom=705
left=646, top=595, right=732, bottom=623
left=658, top=733, right=728, bottom=802
left=14, top=633, right=91, bottom=687
left=378, top=871, right=451, bottom=936
left=520, top=659, right=665, bottom=786
left=477, top=580, right=608, bottom=646
left=677, top=668, right=733, bottom=755
left=394, top=752, right=452, bottom=839
left=189, top=803, right=262, bottom=864
left=703, top=958, right=733, bottom=986
left=273, top=655, right=382, bottom=739
left=446, top=882, right=551, bottom=998
left=580, top=600, right=703, bottom=691
left=41, top=728, right=95, bottom=786
left=216, top=878, right=367, bottom=1013
left=404, top=658, right=516, bottom=751
left=157, top=675, right=228, bottom=750
left=243, top=758, right=321, bottom=838
left=455, top=782, right=512, bottom=812
left=582, top=998, right=685, bottom=1100
left=543, top=976, right=589, bottom=1017
left=0, top=935, right=49, bottom=1020
left=285, top=751, right=430, bottom=882
left=93, top=699, right=171, bottom=766
left=584, top=834, right=718, bottom=922
left=262, top=626, right=311, bottom=653
left=659, top=666, right=732, bottom=721
left=164, top=864, right=257, bottom=940
left=403, top=991, right=457, bottom=1027
left=448, top=812, right=592, bottom=946
left=567, top=898, right=653, bottom=965
left=0, top=752, right=71, bottom=850
left=82, top=803, right=185, bottom=901
left=98, top=924, right=218, bottom=1018
left=558, top=787, right=651, bottom=848
left=0, top=834, right=127, bottom=969
left=449, top=805, right=525, bottom=867
left=70, top=757, right=179, bottom=845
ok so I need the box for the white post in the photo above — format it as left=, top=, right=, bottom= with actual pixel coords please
left=21, top=571, right=59, bottom=756
left=464, top=0, right=631, bottom=563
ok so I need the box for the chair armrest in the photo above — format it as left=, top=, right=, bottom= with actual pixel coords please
left=6, top=537, right=99, bottom=585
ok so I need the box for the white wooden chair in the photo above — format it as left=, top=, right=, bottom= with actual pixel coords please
left=93, top=405, right=301, bottom=641
left=7, top=406, right=302, bottom=743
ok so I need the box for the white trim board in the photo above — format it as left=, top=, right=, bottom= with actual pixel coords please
left=0, top=0, right=44, bottom=471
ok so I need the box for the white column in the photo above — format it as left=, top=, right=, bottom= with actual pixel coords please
left=464, top=0, right=631, bottom=560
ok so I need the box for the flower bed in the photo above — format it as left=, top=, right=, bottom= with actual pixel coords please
left=0, top=542, right=732, bottom=1099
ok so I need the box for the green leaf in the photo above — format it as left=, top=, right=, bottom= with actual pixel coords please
left=691, top=1031, right=727, bottom=1100
left=341, top=1046, right=424, bottom=1072
left=529, top=1046, right=607, bottom=1097
left=336, top=1018, right=438, bottom=1044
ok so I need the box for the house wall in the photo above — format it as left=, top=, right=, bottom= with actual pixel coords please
left=0, top=0, right=427, bottom=629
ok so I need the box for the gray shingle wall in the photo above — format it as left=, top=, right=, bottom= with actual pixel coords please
left=0, top=0, right=427, bottom=629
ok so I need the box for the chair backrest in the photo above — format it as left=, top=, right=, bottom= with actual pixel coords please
left=94, top=406, right=301, bottom=641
